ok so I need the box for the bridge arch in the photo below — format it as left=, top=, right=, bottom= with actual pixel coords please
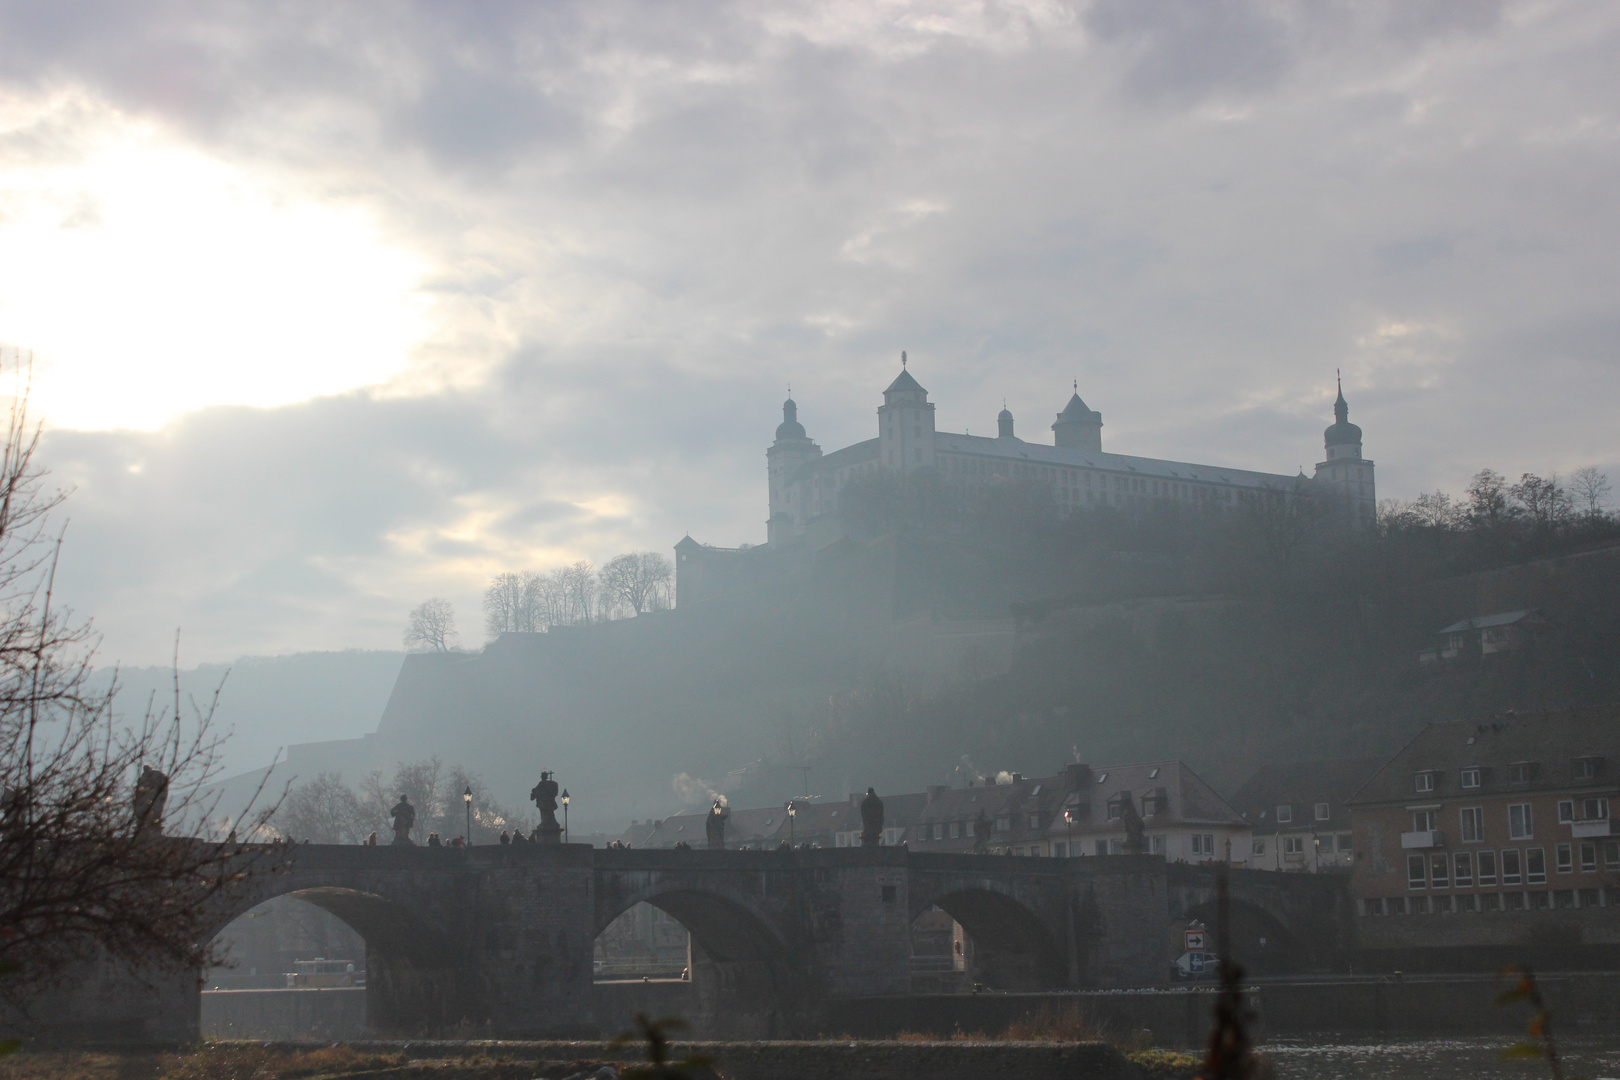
left=1179, top=896, right=1306, bottom=975
left=909, top=883, right=1065, bottom=990
left=207, top=871, right=466, bottom=1035
left=593, top=878, right=798, bottom=1039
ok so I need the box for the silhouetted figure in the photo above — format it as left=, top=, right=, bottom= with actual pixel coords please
left=972, top=809, right=992, bottom=853
left=529, top=771, right=562, bottom=844
left=499, top=830, right=510, bottom=846
left=860, top=788, right=884, bottom=847
left=365, top=832, right=378, bottom=846
left=390, top=795, right=416, bottom=845
left=705, top=799, right=729, bottom=849
left=427, top=832, right=441, bottom=847
left=674, top=840, right=691, bottom=850
left=133, top=766, right=169, bottom=839
left=511, top=829, right=528, bottom=846
left=1119, top=796, right=1148, bottom=855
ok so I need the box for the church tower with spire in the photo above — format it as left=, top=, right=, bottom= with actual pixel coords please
left=766, top=393, right=821, bottom=546
left=1312, top=375, right=1375, bottom=519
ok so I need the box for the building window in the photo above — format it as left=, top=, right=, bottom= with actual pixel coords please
left=1408, top=854, right=1427, bottom=889
left=1478, top=849, right=1498, bottom=886
left=1558, top=800, right=1574, bottom=824
left=1580, top=797, right=1610, bottom=821
left=1284, top=836, right=1305, bottom=856
left=1507, top=762, right=1538, bottom=785
left=1556, top=843, right=1573, bottom=874
left=1415, top=772, right=1435, bottom=793
left=1454, top=852, right=1473, bottom=887
left=948, top=822, right=960, bottom=839
left=1482, top=892, right=1502, bottom=911
left=1430, top=853, right=1449, bottom=888
left=1527, top=847, right=1547, bottom=885
left=1574, top=757, right=1600, bottom=781
left=995, top=816, right=1011, bottom=832
left=1504, top=891, right=1526, bottom=910
left=1053, top=841, right=1067, bottom=857
left=1151, top=835, right=1166, bottom=856
left=1315, top=803, right=1330, bottom=821
left=1580, top=842, right=1597, bottom=873
left=1252, top=839, right=1266, bottom=856
left=1276, top=804, right=1292, bottom=824
left=1509, top=803, right=1533, bottom=840
left=1412, top=809, right=1437, bottom=832
left=1095, top=840, right=1108, bottom=856
left=1460, top=768, right=1481, bottom=789
left=1460, top=807, right=1484, bottom=843
left=1606, top=841, right=1620, bottom=871
left=1190, top=834, right=1216, bottom=856
left=1502, top=849, right=1523, bottom=886
left=1338, top=833, right=1353, bottom=851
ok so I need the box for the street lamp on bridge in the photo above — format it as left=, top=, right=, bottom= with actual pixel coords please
left=463, top=785, right=473, bottom=845
left=787, top=800, right=796, bottom=846
left=1064, top=806, right=1074, bottom=857
left=561, top=790, right=570, bottom=843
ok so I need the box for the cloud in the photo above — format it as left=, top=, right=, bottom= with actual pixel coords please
left=0, top=0, right=1613, bottom=664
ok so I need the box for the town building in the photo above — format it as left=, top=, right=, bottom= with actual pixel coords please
left=1418, top=610, right=1551, bottom=666
left=1229, top=758, right=1384, bottom=873
left=1346, top=707, right=1620, bottom=968
left=763, top=363, right=1374, bottom=549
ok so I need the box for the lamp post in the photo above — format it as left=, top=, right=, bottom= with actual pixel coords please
left=561, top=790, right=570, bottom=843
left=1064, top=807, right=1074, bottom=858
left=787, top=800, right=796, bottom=845
left=463, top=785, right=472, bottom=845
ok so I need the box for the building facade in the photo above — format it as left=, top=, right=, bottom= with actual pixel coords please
left=1347, top=708, right=1620, bottom=960
left=1230, top=758, right=1385, bottom=873
left=765, top=362, right=1375, bottom=547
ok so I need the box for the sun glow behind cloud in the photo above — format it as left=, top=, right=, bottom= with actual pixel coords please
left=0, top=100, right=431, bottom=431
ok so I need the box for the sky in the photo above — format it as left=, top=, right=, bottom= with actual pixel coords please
left=0, top=0, right=1616, bottom=667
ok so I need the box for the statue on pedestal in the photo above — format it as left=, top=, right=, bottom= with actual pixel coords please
left=705, top=799, right=729, bottom=849
left=1120, top=796, right=1148, bottom=855
left=133, top=766, right=169, bottom=839
left=529, top=771, right=562, bottom=844
left=390, top=794, right=416, bottom=845
left=972, top=809, right=992, bottom=853
left=859, top=788, right=884, bottom=847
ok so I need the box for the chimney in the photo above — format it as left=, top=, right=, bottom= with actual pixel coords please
left=1011, top=773, right=1024, bottom=784
left=1066, top=763, right=1092, bottom=788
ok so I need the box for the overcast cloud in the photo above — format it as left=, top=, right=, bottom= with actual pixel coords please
left=0, top=0, right=1616, bottom=664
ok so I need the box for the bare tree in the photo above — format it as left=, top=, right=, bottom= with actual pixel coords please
left=599, top=552, right=673, bottom=616
left=1509, top=472, right=1570, bottom=531
left=1466, top=469, right=1511, bottom=528
left=275, top=772, right=367, bottom=843
left=0, top=375, right=274, bottom=999
left=484, top=572, right=526, bottom=638
left=1569, top=466, right=1612, bottom=520
left=403, top=598, right=457, bottom=652
left=555, top=561, right=596, bottom=626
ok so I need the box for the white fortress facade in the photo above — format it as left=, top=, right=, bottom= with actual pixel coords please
left=765, top=362, right=1374, bottom=547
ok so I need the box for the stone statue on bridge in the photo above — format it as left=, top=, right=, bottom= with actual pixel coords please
left=530, top=771, right=562, bottom=844
left=859, top=788, right=884, bottom=847
left=705, top=799, right=729, bottom=849
left=1119, top=795, right=1148, bottom=855
left=133, top=766, right=169, bottom=839
left=390, top=794, right=416, bottom=845
left=972, top=809, right=991, bottom=853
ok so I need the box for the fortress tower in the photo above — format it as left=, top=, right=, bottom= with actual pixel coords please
left=766, top=396, right=821, bottom=546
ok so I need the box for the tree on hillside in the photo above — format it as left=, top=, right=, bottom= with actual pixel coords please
left=403, top=598, right=457, bottom=652
left=556, top=561, right=596, bottom=625
left=1509, top=472, right=1570, bottom=532
left=276, top=771, right=367, bottom=843
left=1467, top=469, right=1511, bottom=529
left=1570, top=466, right=1612, bottom=520
left=0, top=373, right=274, bottom=999
left=484, top=572, right=539, bottom=636
left=599, top=552, right=673, bottom=615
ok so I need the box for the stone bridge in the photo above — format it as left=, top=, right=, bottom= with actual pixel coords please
left=52, top=844, right=1353, bottom=1042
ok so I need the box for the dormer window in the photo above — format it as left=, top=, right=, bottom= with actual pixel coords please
left=1573, top=757, right=1603, bottom=781
left=1460, top=768, right=1481, bottom=789
left=1507, top=761, right=1539, bottom=785
left=1276, top=804, right=1293, bottom=824
left=1315, top=803, right=1330, bottom=821
left=1415, top=772, right=1436, bottom=793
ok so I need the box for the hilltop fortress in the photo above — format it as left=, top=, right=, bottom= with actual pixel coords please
left=678, top=361, right=1374, bottom=607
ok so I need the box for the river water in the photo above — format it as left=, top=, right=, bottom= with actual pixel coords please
left=1265, top=1036, right=1620, bottom=1079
